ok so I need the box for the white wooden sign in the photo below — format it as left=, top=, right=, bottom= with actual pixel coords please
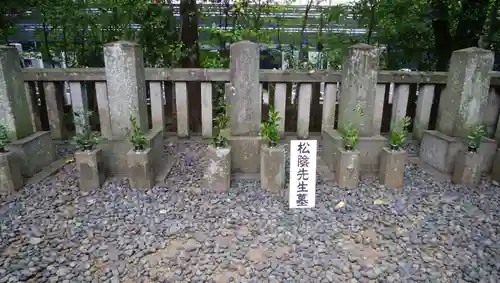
left=289, top=140, right=317, bottom=208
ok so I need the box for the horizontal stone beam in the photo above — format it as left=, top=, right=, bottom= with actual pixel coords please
left=20, top=67, right=500, bottom=86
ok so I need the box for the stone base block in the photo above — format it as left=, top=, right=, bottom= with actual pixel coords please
left=229, top=136, right=261, bottom=173
left=379, top=147, right=407, bottom=188
left=146, top=126, right=164, bottom=170
left=420, top=130, right=496, bottom=174
left=478, top=138, right=497, bottom=173
left=335, top=148, right=360, bottom=189
left=75, top=148, right=106, bottom=191
left=0, top=151, right=24, bottom=192
left=203, top=145, right=231, bottom=191
left=260, top=144, right=286, bottom=192
left=452, top=151, right=482, bottom=187
left=491, top=149, right=500, bottom=182
left=7, top=131, right=56, bottom=178
left=127, top=148, right=155, bottom=190
left=100, top=139, right=131, bottom=176
left=322, top=128, right=387, bottom=173
left=101, top=128, right=163, bottom=176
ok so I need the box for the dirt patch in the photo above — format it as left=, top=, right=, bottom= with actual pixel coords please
left=246, top=246, right=268, bottom=263
left=213, top=270, right=241, bottom=283
left=338, top=231, right=387, bottom=266
left=270, top=245, right=291, bottom=259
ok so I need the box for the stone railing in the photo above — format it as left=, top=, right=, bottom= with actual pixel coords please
left=10, top=42, right=500, bottom=143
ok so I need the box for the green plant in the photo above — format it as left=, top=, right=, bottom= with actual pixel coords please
left=72, top=111, right=101, bottom=151
left=260, top=105, right=281, bottom=147
left=127, top=116, right=148, bottom=151
left=340, top=123, right=359, bottom=151
left=0, top=124, right=12, bottom=152
left=212, top=104, right=231, bottom=148
left=389, top=116, right=411, bottom=151
left=466, top=124, right=487, bottom=152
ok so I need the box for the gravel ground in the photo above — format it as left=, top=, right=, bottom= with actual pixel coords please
left=1, top=139, right=500, bottom=283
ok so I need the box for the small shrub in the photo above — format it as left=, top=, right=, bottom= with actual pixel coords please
left=0, top=124, right=12, bottom=153
left=127, top=116, right=148, bottom=151
left=466, top=124, right=487, bottom=153
left=340, top=122, right=359, bottom=151
left=389, top=116, right=411, bottom=151
left=260, top=105, right=280, bottom=147
left=212, top=104, right=231, bottom=148
left=72, top=111, right=101, bottom=151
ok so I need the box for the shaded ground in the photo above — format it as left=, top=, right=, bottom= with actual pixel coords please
left=1, top=139, right=499, bottom=283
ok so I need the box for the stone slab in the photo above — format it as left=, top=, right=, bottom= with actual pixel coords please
left=335, top=148, right=360, bottom=189
left=491, top=149, right=500, bottom=182
left=436, top=47, right=494, bottom=138
left=0, top=151, right=23, bottom=192
left=25, top=157, right=68, bottom=186
left=127, top=148, right=155, bottom=190
left=100, top=128, right=163, bottom=177
left=379, top=147, right=407, bottom=188
left=0, top=46, right=35, bottom=140
left=477, top=138, right=497, bottom=173
left=146, top=126, right=165, bottom=170
left=75, top=148, right=106, bottom=191
left=452, top=150, right=482, bottom=187
left=260, top=144, right=286, bottom=192
left=337, top=43, right=379, bottom=136
left=420, top=130, right=496, bottom=174
left=7, top=131, right=56, bottom=178
left=103, top=41, right=148, bottom=138
left=100, top=139, right=131, bottom=176
left=203, top=145, right=231, bottom=191
left=228, top=41, right=261, bottom=136
left=321, top=128, right=386, bottom=173
left=229, top=136, right=262, bottom=173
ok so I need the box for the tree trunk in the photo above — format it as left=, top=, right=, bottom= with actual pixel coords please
left=431, top=0, right=453, bottom=71
left=180, top=0, right=201, bottom=133
left=453, top=0, right=490, bottom=50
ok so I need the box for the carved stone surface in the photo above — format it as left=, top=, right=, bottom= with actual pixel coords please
left=260, top=144, right=286, bottom=192
left=379, top=147, right=407, bottom=188
left=127, top=148, right=155, bottom=190
left=335, top=148, right=360, bottom=189
left=203, top=145, right=231, bottom=192
left=229, top=136, right=261, bottom=173
left=75, top=148, right=106, bottom=191
left=7, top=131, right=56, bottom=178
left=0, top=151, right=23, bottom=192
left=322, top=128, right=386, bottom=173
left=452, top=150, right=482, bottom=187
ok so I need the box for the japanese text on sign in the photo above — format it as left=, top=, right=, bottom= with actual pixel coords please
left=289, top=140, right=317, bottom=208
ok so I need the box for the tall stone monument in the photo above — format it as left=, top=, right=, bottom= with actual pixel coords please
left=0, top=46, right=56, bottom=178
left=226, top=41, right=262, bottom=173
left=322, top=44, right=387, bottom=173
left=420, top=47, right=497, bottom=173
left=100, top=41, right=164, bottom=176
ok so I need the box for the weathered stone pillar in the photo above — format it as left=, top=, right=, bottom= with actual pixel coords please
left=436, top=47, right=494, bottom=138
left=0, top=46, right=55, bottom=178
left=322, top=44, right=387, bottom=173
left=0, top=46, right=35, bottom=139
left=101, top=41, right=164, bottom=177
left=228, top=41, right=261, bottom=135
left=227, top=41, right=262, bottom=173
left=338, top=44, right=379, bottom=136
left=421, top=47, right=497, bottom=174
left=103, top=41, right=148, bottom=139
